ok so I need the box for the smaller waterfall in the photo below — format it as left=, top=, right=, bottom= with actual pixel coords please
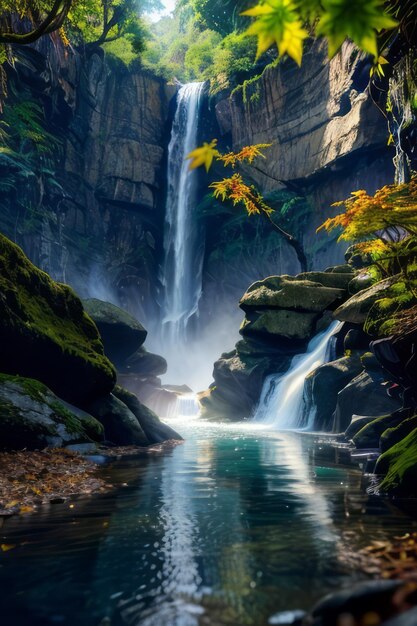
left=253, top=322, right=340, bottom=430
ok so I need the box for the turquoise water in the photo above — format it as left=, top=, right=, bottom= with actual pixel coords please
left=0, top=419, right=416, bottom=626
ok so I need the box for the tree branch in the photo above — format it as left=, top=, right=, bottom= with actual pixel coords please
left=0, top=0, right=72, bottom=45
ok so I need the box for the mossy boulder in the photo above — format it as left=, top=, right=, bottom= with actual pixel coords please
left=239, top=276, right=345, bottom=312
left=352, top=412, right=405, bottom=449
left=0, top=234, right=116, bottom=406
left=375, top=427, right=417, bottom=495
left=83, top=298, right=147, bottom=365
left=334, top=276, right=399, bottom=325
left=0, top=374, right=104, bottom=450
left=365, top=279, right=417, bottom=337
left=297, top=270, right=354, bottom=290
left=241, top=309, right=320, bottom=341
left=380, top=414, right=417, bottom=453
left=333, top=370, right=401, bottom=433
left=113, top=386, right=182, bottom=443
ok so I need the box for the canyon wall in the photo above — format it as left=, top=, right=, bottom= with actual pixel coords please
left=0, top=39, right=394, bottom=337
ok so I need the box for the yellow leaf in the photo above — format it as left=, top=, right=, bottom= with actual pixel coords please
left=241, top=0, right=308, bottom=65
left=1, top=544, right=16, bottom=552
left=5, top=500, right=19, bottom=509
left=19, top=505, right=35, bottom=514
left=187, top=139, right=219, bottom=172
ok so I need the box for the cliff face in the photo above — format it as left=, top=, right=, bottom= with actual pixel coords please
left=1, top=41, right=176, bottom=320
left=217, top=43, right=388, bottom=186
left=201, top=42, right=394, bottom=318
left=0, top=39, right=395, bottom=340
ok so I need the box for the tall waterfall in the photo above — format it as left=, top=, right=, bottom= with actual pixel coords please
left=253, top=322, right=340, bottom=430
left=161, top=82, right=206, bottom=344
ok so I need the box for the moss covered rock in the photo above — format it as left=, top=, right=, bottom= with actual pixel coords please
left=376, top=427, right=417, bottom=495
left=241, top=309, right=320, bottom=341
left=334, top=276, right=399, bottom=325
left=380, top=414, right=417, bottom=453
left=352, top=412, right=405, bottom=449
left=83, top=298, right=147, bottom=365
left=0, top=374, right=104, bottom=450
left=365, top=279, right=417, bottom=337
left=0, top=234, right=116, bottom=406
left=240, top=276, right=345, bottom=312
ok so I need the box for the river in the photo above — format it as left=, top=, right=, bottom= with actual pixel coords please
left=1, top=418, right=416, bottom=626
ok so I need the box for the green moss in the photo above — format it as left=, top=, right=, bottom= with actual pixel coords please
left=0, top=373, right=47, bottom=402
left=231, top=58, right=280, bottom=105
left=352, top=413, right=402, bottom=449
left=0, top=234, right=112, bottom=369
left=0, top=373, right=104, bottom=445
left=0, top=233, right=116, bottom=404
left=380, top=414, right=417, bottom=453
left=376, top=427, right=417, bottom=494
left=365, top=279, right=417, bottom=337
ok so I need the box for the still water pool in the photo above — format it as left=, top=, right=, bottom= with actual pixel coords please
left=0, top=419, right=416, bottom=626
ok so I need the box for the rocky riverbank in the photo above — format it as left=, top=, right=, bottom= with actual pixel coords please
left=201, top=241, right=417, bottom=498
left=0, top=233, right=182, bottom=457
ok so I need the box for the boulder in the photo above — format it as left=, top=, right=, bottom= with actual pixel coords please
left=200, top=339, right=293, bottom=420
left=334, top=275, right=399, bottom=324
left=0, top=234, right=116, bottom=406
left=0, top=374, right=104, bottom=450
left=311, top=580, right=403, bottom=626
left=113, top=386, right=182, bottom=443
left=297, top=270, right=354, bottom=290
left=380, top=413, right=417, bottom=452
left=376, top=427, right=417, bottom=495
left=121, top=346, right=167, bottom=376
left=352, top=411, right=406, bottom=449
left=304, top=353, right=363, bottom=431
left=241, top=309, right=319, bottom=341
left=333, top=370, right=401, bottom=433
left=83, top=298, right=147, bottom=365
left=86, top=393, right=148, bottom=446
left=240, top=276, right=345, bottom=312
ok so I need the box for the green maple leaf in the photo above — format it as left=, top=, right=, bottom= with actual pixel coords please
left=317, top=0, right=398, bottom=58
left=242, top=0, right=308, bottom=66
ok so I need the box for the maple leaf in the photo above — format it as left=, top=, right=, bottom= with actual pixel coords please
left=370, top=55, right=389, bottom=78
left=220, top=143, right=272, bottom=167
left=187, top=139, right=220, bottom=172
left=241, top=0, right=308, bottom=66
left=1, top=544, right=16, bottom=552
left=317, top=0, right=398, bottom=58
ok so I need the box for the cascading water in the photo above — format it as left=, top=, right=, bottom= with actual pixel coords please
left=160, top=82, right=206, bottom=345
left=253, top=322, right=341, bottom=430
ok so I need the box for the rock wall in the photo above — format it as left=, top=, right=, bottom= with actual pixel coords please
left=201, top=42, right=395, bottom=318
left=0, top=38, right=396, bottom=347
left=1, top=40, right=176, bottom=321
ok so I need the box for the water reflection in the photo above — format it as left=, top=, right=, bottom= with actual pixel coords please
left=0, top=421, right=415, bottom=626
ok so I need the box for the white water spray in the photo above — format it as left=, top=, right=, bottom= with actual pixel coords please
left=253, top=322, right=340, bottom=430
left=161, top=82, right=206, bottom=344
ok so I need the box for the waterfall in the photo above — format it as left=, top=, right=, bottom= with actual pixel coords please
left=161, top=82, right=206, bottom=345
left=253, top=322, right=340, bottom=431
